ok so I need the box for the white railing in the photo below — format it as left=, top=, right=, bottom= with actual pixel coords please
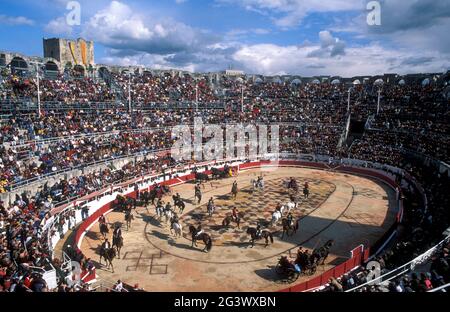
left=345, top=234, right=450, bottom=292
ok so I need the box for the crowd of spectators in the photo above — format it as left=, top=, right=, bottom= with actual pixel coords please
left=0, top=153, right=179, bottom=292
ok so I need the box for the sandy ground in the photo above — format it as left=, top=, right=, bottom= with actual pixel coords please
left=70, top=167, right=396, bottom=291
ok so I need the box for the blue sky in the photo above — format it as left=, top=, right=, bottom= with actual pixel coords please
left=0, top=0, right=449, bottom=76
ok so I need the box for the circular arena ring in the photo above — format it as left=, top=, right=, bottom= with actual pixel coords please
left=64, top=158, right=401, bottom=292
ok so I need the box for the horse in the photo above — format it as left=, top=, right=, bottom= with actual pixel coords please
left=311, top=239, right=334, bottom=265
left=148, top=188, right=161, bottom=205
left=270, top=210, right=282, bottom=226
left=99, top=247, right=117, bottom=272
left=164, top=208, right=174, bottom=224
left=281, top=217, right=300, bottom=239
left=173, top=195, right=186, bottom=214
left=142, top=191, right=150, bottom=207
left=115, top=195, right=127, bottom=211
left=170, top=221, right=183, bottom=238
left=99, top=222, right=109, bottom=239
left=155, top=205, right=164, bottom=220
left=195, top=189, right=202, bottom=204
left=211, top=167, right=228, bottom=180
left=231, top=183, right=238, bottom=199
left=194, top=172, right=210, bottom=183
left=251, top=178, right=264, bottom=192
left=246, top=227, right=274, bottom=248
left=282, top=201, right=297, bottom=214
left=222, top=212, right=244, bottom=229
left=207, top=203, right=215, bottom=217
left=303, top=186, right=310, bottom=199
left=112, top=235, right=124, bottom=259
left=125, top=210, right=134, bottom=230
left=189, top=225, right=213, bottom=253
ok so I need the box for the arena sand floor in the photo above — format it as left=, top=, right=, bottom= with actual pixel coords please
left=71, top=167, right=397, bottom=291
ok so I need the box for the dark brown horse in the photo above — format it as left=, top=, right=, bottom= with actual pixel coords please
left=231, top=182, right=238, bottom=199
left=125, top=210, right=134, bottom=230
left=222, top=212, right=244, bottom=229
left=189, top=225, right=212, bottom=253
left=246, top=227, right=274, bottom=248
left=99, top=247, right=117, bottom=272
left=112, top=235, right=123, bottom=259
left=99, top=222, right=109, bottom=239
left=281, top=217, right=300, bottom=239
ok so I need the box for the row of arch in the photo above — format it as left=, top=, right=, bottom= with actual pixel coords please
left=2, top=56, right=448, bottom=87
left=251, top=76, right=441, bottom=87
left=1, top=56, right=90, bottom=75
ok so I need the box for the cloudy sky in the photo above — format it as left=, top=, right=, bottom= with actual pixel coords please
left=0, top=0, right=449, bottom=76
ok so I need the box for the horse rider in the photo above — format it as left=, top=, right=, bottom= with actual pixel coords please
left=257, top=175, right=263, bottom=186
left=196, top=225, right=204, bottom=238
left=165, top=201, right=172, bottom=212
left=171, top=212, right=179, bottom=225
left=275, top=202, right=282, bottom=212
left=102, top=238, right=112, bottom=250
left=195, top=183, right=201, bottom=195
left=287, top=211, right=294, bottom=227
left=232, top=207, right=239, bottom=222
left=232, top=181, right=238, bottom=194
left=113, top=224, right=122, bottom=246
left=174, top=192, right=181, bottom=203
left=304, top=181, right=309, bottom=190
left=256, top=221, right=262, bottom=239
left=113, top=224, right=122, bottom=239
left=207, top=197, right=215, bottom=212
left=99, top=214, right=107, bottom=225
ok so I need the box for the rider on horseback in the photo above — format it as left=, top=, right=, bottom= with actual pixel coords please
left=171, top=213, right=179, bottom=225
left=287, top=212, right=294, bottom=227
left=102, top=239, right=111, bottom=250
left=196, top=225, right=204, bottom=238
left=276, top=202, right=282, bottom=212
left=99, top=214, right=106, bottom=225
left=232, top=207, right=239, bottom=222
left=113, top=224, right=122, bottom=239
left=256, top=221, right=262, bottom=239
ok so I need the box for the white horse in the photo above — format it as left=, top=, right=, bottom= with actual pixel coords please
left=155, top=206, right=164, bottom=220
left=207, top=204, right=215, bottom=217
left=164, top=209, right=174, bottom=223
left=282, top=201, right=297, bottom=214
left=270, top=210, right=282, bottom=226
left=251, top=178, right=264, bottom=191
left=170, top=222, right=183, bottom=238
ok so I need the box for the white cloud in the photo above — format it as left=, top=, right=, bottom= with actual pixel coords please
left=44, top=17, right=74, bottom=36
left=232, top=41, right=449, bottom=76
left=307, top=30, right=346, bottom=57
left=81, top=1, right=218, bottom=54
left=0, top=15, right=34, bottom=26
left=217, top=0, right=364, bottom=27
left=79, top=1, right=450, bottom=76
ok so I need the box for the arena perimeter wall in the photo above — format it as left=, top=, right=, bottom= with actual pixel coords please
left=66, top=159, right=405, bottom=291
